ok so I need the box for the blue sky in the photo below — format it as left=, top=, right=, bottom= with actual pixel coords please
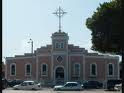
left=3, top=0, right=116, bottom=62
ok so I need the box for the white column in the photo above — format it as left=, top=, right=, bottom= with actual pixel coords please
left=104, top=56, right=107, bottom=89
left=66, top=44, right=68, bottom=82
left=5, top=59, right=7, bottom=79
left=83, top=55, right=85, bottom=81
left=68, top=56, right=71, bottom=81
left=66, top=54, right=68, bottom=82
left=66, top=38, right=69, bottom=82
left=36, top=55, right=39, bottom=81
left=117, top=58, right=120, bottom=79
left=51, top=54, right=53, bottom=81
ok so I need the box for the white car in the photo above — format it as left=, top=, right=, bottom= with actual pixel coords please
left=13, top=81, right=41, bottom=90
left=114, top=83, right=122, bottom=91
left=53, top=82, right=82, bottom=91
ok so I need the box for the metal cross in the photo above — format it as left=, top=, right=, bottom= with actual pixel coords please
left=53, top=6, right=67, bottom=32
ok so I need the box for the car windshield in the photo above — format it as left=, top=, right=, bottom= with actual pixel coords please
left=64, top=83, right=71, bottom=87
left=71, top=83, right=78, bottom=86
left=21, top=82, right=27, bottom=86
left=64, top=83, right=78, bottom=87
left=28, top=82, right=35, bottom=85
left=34, top=81, right=39, bottom=84
left=108, top=80, right=122, bottom=84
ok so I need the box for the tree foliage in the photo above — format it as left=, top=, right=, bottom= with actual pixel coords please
left=86, top=0, right=121, bottom=54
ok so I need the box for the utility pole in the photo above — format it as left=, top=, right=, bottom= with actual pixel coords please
left=28, top=39, right=33, bottom=54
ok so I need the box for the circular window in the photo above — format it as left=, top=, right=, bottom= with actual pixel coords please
left=57, top=56, right=63, bottom=62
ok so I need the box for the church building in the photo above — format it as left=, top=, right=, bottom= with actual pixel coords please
left=5, top=7, right=120, bottom=86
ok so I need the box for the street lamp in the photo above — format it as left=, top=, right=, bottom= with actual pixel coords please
left=28, top=39, right=33, bottom=54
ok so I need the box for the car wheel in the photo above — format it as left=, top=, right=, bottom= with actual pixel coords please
left=2, top=85, right=5, bottom=89
left=96, top=86, right=99, bottom=89
left=53, top=88, right=56, bottom=91
left=77, top=89, right=81, bottom=91
left=14, top=88, right=19, bottom=90
left=81, top=88, right=83, bottom=91
left=57, top=88, right=61, bottom=91
left=32, top=88, right=36, bottom=90
left=82, top=87, right=84, bottom=90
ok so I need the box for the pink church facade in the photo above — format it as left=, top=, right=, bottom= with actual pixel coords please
left=5, top=31, right=120, bottom=86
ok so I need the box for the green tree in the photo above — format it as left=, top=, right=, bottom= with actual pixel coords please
left=86, top=0, right=121, bottom=53
left=86, top=0, right=123, bottom=91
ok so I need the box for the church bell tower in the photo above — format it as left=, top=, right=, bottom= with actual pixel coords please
left=51, top=6, right=69, bottom=52
left=51, top=31, right=69, bottom=52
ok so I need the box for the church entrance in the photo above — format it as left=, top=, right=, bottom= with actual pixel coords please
left=55, top=67, right=64, bottom=84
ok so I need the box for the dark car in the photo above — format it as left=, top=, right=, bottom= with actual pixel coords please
left=82, top=81, right=103, bottom=89
left=8, top=79, right=24, bottom=87
left=2, top=78, right=8, bottom=89
left=107, top=79, right=122, bottom=90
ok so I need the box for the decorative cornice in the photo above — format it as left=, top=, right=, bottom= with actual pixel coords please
left=6, top=56, right=36, bottom=60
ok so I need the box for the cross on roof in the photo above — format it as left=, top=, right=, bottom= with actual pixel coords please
left=53, top=6, right=67, bottom=32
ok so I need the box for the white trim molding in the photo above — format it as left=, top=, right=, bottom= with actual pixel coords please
left=83, top=55, right=85, bottom=81
left=107, top=63, right=114, bottom=77
left=55, top=42, right=59, bottom=49
left=51, top=53, right=53, bottom=81
left=117, top=60, right=120, bottom=79
left=25, top=63, right=32, bottom=76
left=54, top=65, right=65, bottom=82
left=10, top=63, right=16, bottom=76
left=69, top=54, right=83, bottom=56
left=68, top=55, right=71, bottom=80
left=60, top=42, right=64, bottom=48
left=52, top=51, right=67, bottom=55
left=5, top=60, right=7, bottom=79
left=74, top=63, right=80, bottom=77
left=85, top=55, right=119, bottom=59
left=52, top=37, right=69, bottom=40
left=90, top=63, right=97, bottom=77
left=41, top=63, right=48, bottom=76
left=55, top=41, right=64, bottom=49
left=66, top=55, right=68, bottom=81
left=37, top=54, right=51, bottom=56
left=6, top=56, right=36, bottom=60
left=36, top=55, right=39, bottom=81
left=56, top=56, right=63, bottom=62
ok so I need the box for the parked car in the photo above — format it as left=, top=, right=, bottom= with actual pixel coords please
left=2, top=78, right=8, bottom=89
left=107, top=79, right=122, bottom=90
left=8, top=79, right=24, bottom=87
left=114, top=83, right=122, bottom=91
left=13, top=81, right=41, bottom=90
left=53, top=82, right=82, bottom=91
left=82, top=81, right=103, bottom=89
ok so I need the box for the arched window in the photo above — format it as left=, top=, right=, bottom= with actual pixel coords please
left=25, top=64, right=31, bottom=76
left=60, top=42, right=64, bottom=48
left=74, top=63, right=80, bottom=76
left=55, top=42, right=59, bottom=48
left=10, top=63, right=16, bottom=76
left=41, top=64, right=48, bottom=76
left=108, top=63, right=114, bottom=76
left=55, top=42, right=64, bottom=48
left=90, top=64, right=97, bottom=76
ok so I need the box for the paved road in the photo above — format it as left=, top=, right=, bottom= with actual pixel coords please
left=2, top=88, right=121, bottom=93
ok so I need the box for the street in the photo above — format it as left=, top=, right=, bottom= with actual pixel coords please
left=2, top=88, right=121, bottom=93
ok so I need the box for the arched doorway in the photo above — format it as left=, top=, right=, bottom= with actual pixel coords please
left=55, top=67, right=64, bottom=84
